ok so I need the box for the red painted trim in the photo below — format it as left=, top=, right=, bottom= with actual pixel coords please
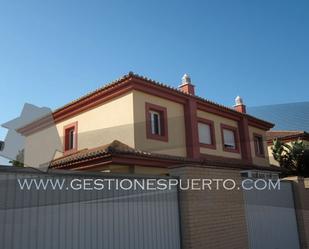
left=19, top=76, right=273, bottom=136
left=247, top=119, right=272, bottom=131
left=63, top=121, right=78, bottom=155
left=51, top=151, right=280, bottom=172
left=184, top=99, right=200, bottom=158
left=197, top=104, right=242, bottom=122
left=197, top=117, right=216, bottom=150
left=54, top=84, right=134, bottom=123
left=238, top=118, right=253, bottom=163
left=220, top=123, right=240, bottom=154
left=253, top=133, right=265, bottom=158
left=132, top=80, right=186, bottom=104
left=145, top=102, right=168, bottom=142
left=234, top=104, right=246, bottom=113
left=179, top=83, right=195, bottom=95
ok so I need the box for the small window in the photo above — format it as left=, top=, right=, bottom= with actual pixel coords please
left=254, top=134, right=265, bottom=157
left=66, top=128, right=75, bottom=150
left=198, top=123, right=211, bottom=144
left=64, top=122, right=77, bottom=152
left=198, top=118, right=216, bottom=149
left=150, top=110, right=161, bottom=135
left=223, top=129, right=236, bottom=149
left=221, top=124, right=239, bottom=153
left=145, top=103, right=168, bottom=141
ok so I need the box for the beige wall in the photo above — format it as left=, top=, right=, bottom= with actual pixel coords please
left=55, top=92, right=135, bottom=153
left=132, top=90, right=187, bottom=157
left=24, top=124, right=62, bottom=167
left=24, top=92, right=135, bottom=167
left=24, top=88, right=274, bottom=169
left=248, top=126, right=270, bottom=166
left=197, top=110, right=242, bottom=159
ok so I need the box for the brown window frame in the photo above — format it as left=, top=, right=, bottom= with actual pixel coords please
left=145, top=103, right=168, bottom=142
left=253, top=133, right=265, bottom=157
left=197, top=118, right=216, bottom=149
left=220, top=124, right=240, bottom=153
left=63, top=122, right=78, bottom=154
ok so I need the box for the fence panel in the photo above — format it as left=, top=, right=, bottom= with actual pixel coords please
left=0, top=167, right=181, bottom=249
left=244, top=181, right=300, bottom=249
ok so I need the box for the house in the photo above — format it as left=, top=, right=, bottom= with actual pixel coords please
left=15, top=73, right=309, bottom=249
left=18, top=72, right=277, bottom=175
left=267, top=130, right=309, bottom=166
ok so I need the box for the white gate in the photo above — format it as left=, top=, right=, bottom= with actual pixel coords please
left=0, top=167, right=181, bottom=249
left=244, top=181, right=300, bottom=249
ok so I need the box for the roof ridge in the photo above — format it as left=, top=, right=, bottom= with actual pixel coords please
left=49, top=72, right=273, bottom=127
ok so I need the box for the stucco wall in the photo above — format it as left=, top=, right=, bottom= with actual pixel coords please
left=248, top=126, right=270, bottom=166
left=24, top=92, right=135, bottom=167
left=24, top=124, right=62, bottom=167
left=197, top=110, right=242, bottom=159
left=55, top=92, right=135, bottom=152
left=132, top=90, right=187, bottom=157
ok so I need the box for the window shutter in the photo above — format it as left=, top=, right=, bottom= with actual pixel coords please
left=223, top=129, right=235, bottom=148
left=198, top=122, right=212, bottom=144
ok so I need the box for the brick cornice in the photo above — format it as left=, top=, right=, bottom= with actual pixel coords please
left=18, top=73, right=274, bottom=135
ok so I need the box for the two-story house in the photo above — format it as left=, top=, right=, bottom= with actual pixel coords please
left=19, top=72, right=276, bottom=175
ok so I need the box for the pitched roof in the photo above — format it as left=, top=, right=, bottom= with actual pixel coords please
left=53, top=72, right=273, bottom=127
left=266, top=130, right=309, bottom=142
left=19, top=72, right=274, bottom=135
left=50, top=140, right=190, bottom=168
left=50, top=140, right=281, bottom=172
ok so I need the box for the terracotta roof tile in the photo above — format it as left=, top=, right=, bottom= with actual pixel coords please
left=266, top=130, right=309, bottom=141
left=52, top=72, right=273, bottom=127
left=50, top=140, right=281, bottom=172
left=50, top=140, right=188, bottom=168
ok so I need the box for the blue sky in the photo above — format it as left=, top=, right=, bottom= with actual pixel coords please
left=0, top=0, right=308, bottom=163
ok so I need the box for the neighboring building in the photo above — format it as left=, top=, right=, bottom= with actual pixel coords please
left=19, top=72, right=276, bottom=174
left=248, top=101, right=309, bottom=131
left=267, top=130, right=309, bottom=166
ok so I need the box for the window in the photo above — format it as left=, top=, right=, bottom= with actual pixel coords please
left=254, top=134, right=265, bottom=157
left=223, top=129, right=236, bottom=149
left=145, top=103, right=168, bottom=141
left=150, top=110, right=161, bottom=135
left=66, top=128, right=75, bottom=150
left=198, top=118, right=216, bottom=149
left=64, top=122, right=78, bottom=153
left=221, top=124, right=239, bottom=153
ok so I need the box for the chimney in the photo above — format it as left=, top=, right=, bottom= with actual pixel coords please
left=234, top=96, right=246, bottom=113
left=179, top=73, right=195, bottom=95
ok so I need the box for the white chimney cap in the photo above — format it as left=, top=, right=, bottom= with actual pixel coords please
left=182, top=73, right=191, bottom=85
left=235, top=96, right=244, bottom=106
